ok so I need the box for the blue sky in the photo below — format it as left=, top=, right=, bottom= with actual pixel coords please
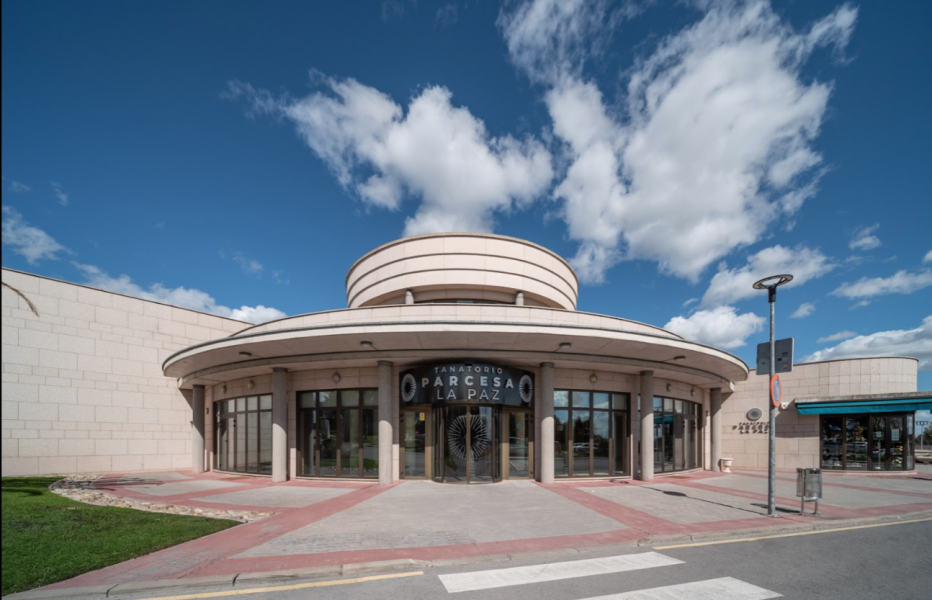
left=2, top=1, right=930, bottom=393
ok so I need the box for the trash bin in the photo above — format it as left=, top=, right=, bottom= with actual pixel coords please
left=796, top=467, right=822, bottom=515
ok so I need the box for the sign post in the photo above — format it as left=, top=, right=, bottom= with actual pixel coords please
left=753, top=274, right=794, bottom=518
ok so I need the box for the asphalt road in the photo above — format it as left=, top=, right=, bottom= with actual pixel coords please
left=122, top=519, right=932, bottom=600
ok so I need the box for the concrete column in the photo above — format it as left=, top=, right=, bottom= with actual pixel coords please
left=710, top=387, right=723, bottom=472
left=272, top=368, right=289, bottom=483
left=631, top=377, right=640, bottom=478
left=539, top=362, right=555, bottom=484
left=515, top=291, right=525, bottom=306
left=192, top=385, right=205, bottom=473
left=405, top=290, right=414, bottom=305
left=378, top=361, right=394, bottom=485
left=639, top=371, right=654, bottom=481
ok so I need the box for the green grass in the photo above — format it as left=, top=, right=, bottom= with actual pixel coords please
left=1, top=477, right=240, bottom=596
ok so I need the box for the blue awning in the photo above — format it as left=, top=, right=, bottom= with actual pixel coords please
left=796, top=397, right=932, bottom=415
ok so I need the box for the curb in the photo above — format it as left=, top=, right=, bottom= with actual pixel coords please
left=9, top=510, right=932, bottom=600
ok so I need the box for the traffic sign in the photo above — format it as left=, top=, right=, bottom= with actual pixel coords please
left=756, top=338, right=794, bottom=375
left=770, top=375, right=782, bottom=409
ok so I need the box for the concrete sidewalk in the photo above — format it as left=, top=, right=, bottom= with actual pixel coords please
left=22, top=467, right=932, bottom=598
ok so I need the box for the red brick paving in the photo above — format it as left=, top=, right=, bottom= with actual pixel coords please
left=43, top=469, right=932, bottom=591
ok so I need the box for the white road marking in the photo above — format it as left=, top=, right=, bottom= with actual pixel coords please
left=584, top=577, right=782, bottom=599
left=439, top=551, right=683, bottom=593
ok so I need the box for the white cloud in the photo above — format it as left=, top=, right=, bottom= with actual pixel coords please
left=848, top=224, right=880, bottom=251
left=225, top=78, right=553, bottom=237
left=1, top=206, right=70, bottom=263
left=791, top=302, right=815, bottom=319
left=74, top=263, right=287, bottom=324
left=701, top=245, right=834, bottom=307
left=50, top=182, right=69, bottom=206
left=233, top=253, right=264, bottom=276
left=816, top=330, right=857, bottom=344
left=664, top=305, right=765, bottom=349
left=832, top=269, right=932, bottom=299
left=806, top=316, right=932, bottom=370
left=8, top=181, right=31, bottom=193
left=923, top=250, right=932, bottom=264
left=501, top=0, right=857, bottom=282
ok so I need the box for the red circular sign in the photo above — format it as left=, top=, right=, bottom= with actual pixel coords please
left=770, top=375, right=782, bottom=408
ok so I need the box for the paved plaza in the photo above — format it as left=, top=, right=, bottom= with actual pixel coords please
left=35, top=468, right=932, bottom=596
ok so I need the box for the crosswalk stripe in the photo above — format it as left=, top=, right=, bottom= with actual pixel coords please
left=439, top=552, right=683, bottom=593
left=581, top=576, right=781, bottom=599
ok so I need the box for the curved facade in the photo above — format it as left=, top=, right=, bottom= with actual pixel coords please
left=345, top=233, right=579, bottom=310
left=3, top=233, right=925, bottom=478
left=162, top=233, right=750, bottom=484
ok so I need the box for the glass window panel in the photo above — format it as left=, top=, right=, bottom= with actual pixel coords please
left=299, top=392, right=316, bottom=409
left=508, top=411, right=530, bottom=478
left=845, top=416, right=868, bottom=470
left=342, top=390, right=360, bottom=407
left=612, top=413, right=627, bottom=475
left=235, top=413, right=246, bottom=471
left=612, top=393, right=628, bottom=410
left=592, top=411, right=610, bottom=476
left=299, top=409, right=316, bottom=476
left=554, top=410, right=569, bottom=477
left=653, top=412, right=663, bottom=473
left=259, top=395, right=272, bottom=410
left=664, top=398, right=674, bottom=412
left=236, top=397, right=246, bottom=412
left=653, top=397, right=663, bottom=412
left=871, top=416, right=887, bottom=470
left=554, top=391, right=569, bottom=408
left=572, top=391, right=590, bottom=408
left=572, top=410, right=591, bottom=476
left=216, top=417, right=230, bottom=471
left=821, top=416, right=844, bottom=469
left=362, top=408, right=379, bottom=477
left=247, top=396, right=258, bottom=411
left=340, top=410, right=360, bottom=477
left=593, top=393, right=610, bottom=409
left=686, top=418, right=697, bottom=469
left=889, top=416, right=905, bottom=470
left=259, top=411, right=272, bottom=474
left=906, top=414, right=914, bottom=471
left=363, top=390, right=379, bottom=406
left=674, top=399, right=683, bottom=414
left=319, top=391, right=337, bottom=407
left=673, top=415, right=684, bottom=470
left=247, top=412, right=258, bottom=472
left=663, top=414, right=674, bottom=468
left=319, top=409, right=339, bottom=476
left=403, top=410, right=427, bottom=478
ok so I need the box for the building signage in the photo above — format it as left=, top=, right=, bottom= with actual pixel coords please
left=400, top=363, right=534, bottom=406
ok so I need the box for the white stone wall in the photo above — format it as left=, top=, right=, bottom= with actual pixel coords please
left=723, top=357, right=919, bottom=470
left=2, top=269, right=246, bottom=476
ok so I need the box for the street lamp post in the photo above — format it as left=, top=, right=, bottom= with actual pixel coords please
left=753, top=274, right=793, bottom=517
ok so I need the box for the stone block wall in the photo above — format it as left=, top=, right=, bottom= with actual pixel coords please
left=2, top=269, right=246, bottom=476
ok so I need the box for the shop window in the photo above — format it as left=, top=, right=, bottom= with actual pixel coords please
left=554, top=390, right=629, bottom=477
left=297, top=389, right=379, bottom=478
left=820, top=413, right=912, bottom=471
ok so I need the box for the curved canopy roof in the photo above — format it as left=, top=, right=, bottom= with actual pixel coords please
left=164, top=305, right=749, bottom=391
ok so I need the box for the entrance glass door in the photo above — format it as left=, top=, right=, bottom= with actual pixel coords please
left=871, top=416, right=887, bottom=470
left=434, top=406, right=501, bottom=484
